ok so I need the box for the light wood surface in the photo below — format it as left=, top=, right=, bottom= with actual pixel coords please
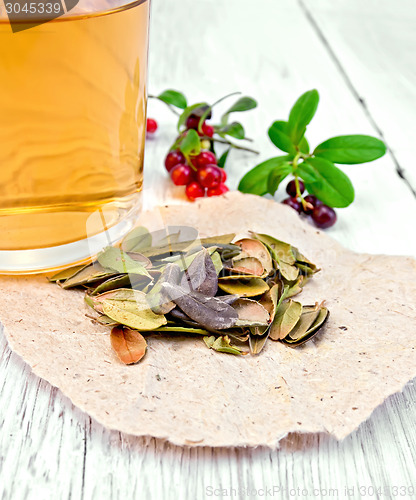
left=1, top=0, right=415, bottom=498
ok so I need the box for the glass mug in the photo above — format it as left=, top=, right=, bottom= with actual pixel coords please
left=0, top=0, right=150, bottom=273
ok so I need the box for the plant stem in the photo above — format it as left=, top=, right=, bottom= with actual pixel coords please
left=292, top=152, right=307, bottom=210
left=148, top=95, right=181, bottom=116
left=210, top=137, right=259, bottom=154
left=197, top=92, right=242, bottom=132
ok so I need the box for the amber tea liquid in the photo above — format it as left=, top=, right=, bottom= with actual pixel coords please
left=0, top=0, right=150, bottom=272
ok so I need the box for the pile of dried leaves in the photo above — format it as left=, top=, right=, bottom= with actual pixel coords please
left=49, top=226, right=329, bottom=364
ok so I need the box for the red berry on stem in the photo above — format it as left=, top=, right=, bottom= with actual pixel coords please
left=302, top=194, right=322, bottom=215
left=186, top=115, right=201, bottom=130
left=207, top=183, right=229, bottom=197
left=282, top=197, right=302, bottom=213
left=165, top=151, right=185, bottom=172
left=220, top=169, right=227, bottom=182
left=170, top=164, right=193, bottom=186
left=202, top=123, right=214, bottom=137
left=146, top=118, right=158, bottom=134
left=197, top=164, right=222, bottom=189
left=286, top=179, right=305, bottom=197
left=312, top=204, right=337, bottom=229
left=185, top=181, right=205, bottom=201
left=195, top=151, right=217, bottom=169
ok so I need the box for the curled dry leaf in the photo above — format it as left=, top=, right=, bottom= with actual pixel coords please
left=234, top=238, right=274, bottom=274
left=252, top=233, right=296, bottom=264
left=282, top=303, right=329, bottom=345
left=180, top=248, right=218, bottom=296
left=167, top=284, right=238, bottom=330
left=60, top=263, right=117, bottom=289
left=97, top=247, right=152, bottom=279
left=146, top=263, right=182, bottom=314
left=249, top=326, right=271, bottom=355
left=230, top=256, right=265, bottom=276
left=90, top=274, right=150, bottom=296
left=125, top=252, right=153, bottom=269
left=120, top=226, right=152, bottom=253
left=218, top=278, right=270, bottom=297
left=48, top=264, right=85, bottom=283
left=203, top=335, right=245, bottom=355
left=232, top=298, right=270, bottom=326
left=154, top=325, right=209, bottom=335
left=282, top=276, right=305, bottom=299
left=95, top=289, right=167, bottom=330
left=259, top=283, right=282, bottom=321
left=210, top=252, right=223, bottom=275
left=90, top=288, right=138, bottom=313
left=110, top=325, right=147, bottom=365
left=270, top=299, right=303, bottom=340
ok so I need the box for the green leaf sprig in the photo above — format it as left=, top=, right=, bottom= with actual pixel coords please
left=150, top=89, right=259, bottom=169
left=238, top=90, right=387, bottom=209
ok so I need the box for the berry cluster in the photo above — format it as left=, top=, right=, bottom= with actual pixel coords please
left=283, top=180, right=337, bottom=229
left=164, top=115, right=229, bottom=201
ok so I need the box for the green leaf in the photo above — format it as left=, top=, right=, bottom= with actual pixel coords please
left=177, top=102, right=209, bottom=131
left=217, top=148, right=231, bottom=169
left=298, top=157, right=355, bottom=208
left=223, top=96, right=257, bottom=115
left=267, top=162, right=292, bottom=195
left=268, top=121, right=296, bottom=154
left=156, top=89, right=187, bottom=109
left=313, top=134, right=386, bottom=164
left=287, top=89, right=319, bottom=145
left=179, top=129, right=201, bottom=156
left=299, top=136, right=310, bottom=154
left=219, top=121, right=245, bottom=140
left=221, top=96, right=257, bottom=125
left=238, top=155, right=293, bottom=195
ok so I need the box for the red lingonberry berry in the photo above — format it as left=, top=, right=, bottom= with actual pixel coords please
left=197, top=164, right=222, bottom=189
left=170, top=164, right=193, bottom=186
left=312, top=204, right=337, bottom=229
left=207, top=183, right=229, bottom=197
left=146, top=118, right=158, bottom=134
left=164, top=151, right=185, bottom=172
left=195, top=151, right=217, bottom=169
left=219, top=169, right=227, bottom=182
left=302, top=195, right=322, bottom=215
left=185, top=181, right=205, bottom=201
left=282, top=197, right=302, bottom=213
left=186, top=115, right=201, bottom=130
left=286, top=179, right=305, bottom=197
left=202, top=123, right=214, bottom=137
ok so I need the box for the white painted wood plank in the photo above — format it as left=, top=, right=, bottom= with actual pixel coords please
left=302, top=0, right=416, bottom=190
left=1, top=1, right=416, bottom=499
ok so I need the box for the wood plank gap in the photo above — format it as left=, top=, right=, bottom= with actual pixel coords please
left=298, top=0, right=416, bottom=198
left=80, top=420, right=89, bottom=500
